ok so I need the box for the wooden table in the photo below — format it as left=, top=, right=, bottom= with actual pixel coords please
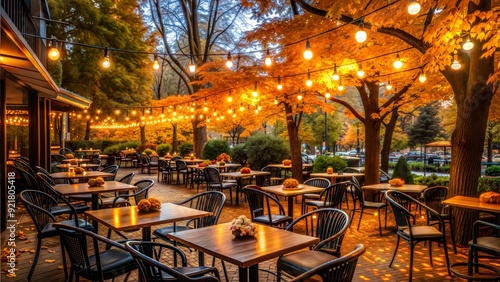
left=268, top=164, right=313, bottom=178
left=362, top=183, right=428, bottom=194
left=75, top=149, right=101, bottom=156
left=54, top=181, right=137, bottom=210
left=443, top=196, right=500, bottom=224
left=61, top=158, right=90, bottom=164
left=187, top=163, right=241, bottom=171
left=310, top=172, right=364, bottom=183
left=55, top=163, right=100, bottom=171
left=219, top=171, right=270, bottom=204
left=261, top=185, right=324, bottom=217
left=50, top=171, right=114, bottom=180
left=85, top=203, right=212, bottom=241
left=168, top=222, right=319, bottom=282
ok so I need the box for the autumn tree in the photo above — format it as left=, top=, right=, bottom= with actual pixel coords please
left=47, top=0, right=154, bottom=140
left=407, top=103, right=443, bottom=153
left=143, top=0, right=245, bottom=156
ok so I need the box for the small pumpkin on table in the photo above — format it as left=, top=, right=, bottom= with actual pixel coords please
left=74, top=167, right=85, bottom=174
left=137, top=197, right=162, bottom=213
left=88, top=177, right=105, bottom=187
left=282, top=178, right=300, bottom=189
left=388, top=178, right=405, bottom=187
left=240, top=167, right=251, bottom=174
left=282, top=159, right=292, bottom=166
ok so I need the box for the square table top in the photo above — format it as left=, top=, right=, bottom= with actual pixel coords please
left=442, top=195, right=500, bottom=214
left=220, top=171, right=270, bottom=178
left=261, top=184, right=325, bottom=197
left=54, top=181, right=137, bottom=196
left=50, top=170, right=115, bottom=180
left=168, top=222, right=319, bottom=268
left=310, top=172, right=364, bottom=179
left=55, top=163, right=100, bottom=169
left=84, top=203, right=212, bottom=232
left=362, top=183, right=428, bottom=194
left=62, top=158, right=90, bottom=163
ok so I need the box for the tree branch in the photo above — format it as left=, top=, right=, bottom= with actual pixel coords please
left=328, top=96, right=365, bottom=123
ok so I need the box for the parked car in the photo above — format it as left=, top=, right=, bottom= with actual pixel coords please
left=434, top=150, right=452, bottom=159
left=405, top=151, right=440, bottom=163
left=493, top=154, right=500, bottom=162
left=335, top=152, right=349, bottom=157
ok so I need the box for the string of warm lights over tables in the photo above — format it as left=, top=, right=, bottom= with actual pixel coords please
left=34, top=0, right=472, bottom=128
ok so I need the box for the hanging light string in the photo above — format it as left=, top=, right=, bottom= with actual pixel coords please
left=21, top=0, right=406, bottom=59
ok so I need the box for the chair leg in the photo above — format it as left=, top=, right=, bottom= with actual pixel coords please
left=409, top=244, right=414, bottom=282
left=389, top=236, right=400, bottom=267
left=349, top=209, right=355, bottom=228
left=442, top=237, right=451, bottom=276
left=357, top=209, right=364, bottom=231
left=27, top=238, right=42, bottom=281
left=449, top=219, right=457, bottom=254
left=377, top=208, right=382, bottom=236
left=229, top=188, right=233, bottom=205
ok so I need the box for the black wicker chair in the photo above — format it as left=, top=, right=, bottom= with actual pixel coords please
left=158, top=159, right=172, bottom=183
left=261, top=166, right=284, bottom=186
left=303, top=182, right=348, bottom=213
left=285, top=244, right=366, bottom=282
left=125, top=241, right=220, bottom=282
left=301, top=178, right=331, bottom=214
left=53, top=223, right=137, bottom=282
left=422, top=186, right=457, bottom=254
left=100, top=179, right=155, bottom=208
left=385, top=190, right=451, bottom=281
left=19, top=190, right=94, bottom=281
left=349, top=180, right=387, bottom=236
left=204, top=167, right=238, bottom=205
left=51, top=154, right=66, bottom=164
left=175, top=160, right=191, bottom=185
left=242, top=187, right=293, bottom=228
left=100, top=164, right=119, bottom=181
left=118, top=172, right=135, bottom=184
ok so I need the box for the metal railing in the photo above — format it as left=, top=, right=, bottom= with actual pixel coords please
left=1, top=0, right=46, bottom=66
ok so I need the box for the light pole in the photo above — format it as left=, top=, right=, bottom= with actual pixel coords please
left=324, top=92, right=331, bottom=155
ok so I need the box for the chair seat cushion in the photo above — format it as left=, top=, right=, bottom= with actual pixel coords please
left=254, top=214, right=292, bottom=226
left=50, top=204, right=90, bottom=216
left=161, top=266, right=215, bottom=280
left=303, top=194, right=320, bottom=200
left=154, top=225, right=191, bottom=240
left=278, top=250, right=337, bottom=278
left=100, top=197, right=129, bottom=207
left=42, top=219, right=93, bottom=238
left=88, top=248, right=137, bottom=280
left=363, top=201, right=387, bottom=208
left=69, top=194, right=92, bottom=200
left=469, top=237, right=500, bottom=253
left=402, top=226, right=442, bottom=239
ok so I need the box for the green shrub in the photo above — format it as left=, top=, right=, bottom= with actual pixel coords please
left=414, top=174, right=450, bottom=186
left=409, top=162, right=424, bottom=171
left=102, top=145, right=120, bottom=155
left=392, top=156, right=414, bottom=184
left=156, top=143, right=172, bottom=157
left=116, top=141, right=140, bottom=150
left=136, top=143, right=157, bottom=153
left=143, top=148, right=154, bottom=156
left=477, top=176, right=500, bottom=194
left=388, top=162, right=397, bottom=169
left=231, top=144, right=247, bottom=166
left=485, top=166, right=500, bottom=176
left=438, top=165, right=450, bottom=173
left=426, top=164, right=438, bottom=172
left=178, top=142, right=194, bottom=157
left=202, top=140, right=231, bottom=160
left=245, top=133, right=289, bottom=170
left=313, top=156, right=348, bottom=173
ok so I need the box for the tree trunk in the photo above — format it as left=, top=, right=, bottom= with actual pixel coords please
left=172, top=123, right=178, bottom=152
left=364, top=118, right=381, bottom=185
left=84, top=119, right=90, bottom=140
left=192, top=118, right=207, bottom=157
left=140, top=125, right=146, bottom=145
left=381, top=109, right=399, bottom=172
left=284, top=103, right=303, bottom=182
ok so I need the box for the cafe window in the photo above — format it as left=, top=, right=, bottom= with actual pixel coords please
left=5, top=78, right=29, bottom=159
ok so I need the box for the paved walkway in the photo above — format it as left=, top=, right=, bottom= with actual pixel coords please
left=1, top=167, right=496, bottom=281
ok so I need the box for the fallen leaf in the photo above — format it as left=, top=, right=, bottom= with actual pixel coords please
left=48, top=250, right=55, bottom=253
left=41, top=246, right=48, bottom=249
left=29, top=250, right=36, bottom=253
left=45, top=259, right=55, bottom=263
left=57, top=265, right=64, bottom=270
left=5, top=273, right=16, bottom=278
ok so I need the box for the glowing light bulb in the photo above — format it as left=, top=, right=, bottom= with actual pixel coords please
left=264, top=49, right=272, bottom=66
left=226, top=52, right=233, bottom=68
left=355, top=24, right=367, bottom=43
left=338, top=79, right=344, bottom=91
left=303, top=39, right=313, bottom=60
left=252, top=82, right=258, bottom=97
left=419, top=72, right=426, bottom=83
left=325, top=92, right=331, bottom=99
left=306, top=69, right=312, bottom=87
left=297, top=94, right=303, bottom=100
left=227, top=95, right=233, bottom=102
left=407, top=0, right=421, bottom=15
left=451, top=59, right=461, bottom=70
left=274, top=97, right=278, bottom=104
left=153, top=54, right=160, bottom=70
left=332, top=64, right=339, bottom=81
left=357, top=65, right=365, bottom=78
left=102, top=57, right=110, bottom=68
left=48, top=47, right=60, bottom=60
left=393, top=54, right=403, bottom=69
left=463, top=38, right=474, bottom=51
left=277, top=76, right=283, bottom=90
left=386, top=81, right=393, bottom=90
left=189, top=58, right=196, bottom=73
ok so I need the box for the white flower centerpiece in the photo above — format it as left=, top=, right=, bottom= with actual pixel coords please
left=229, top=215, right=257, bottom=239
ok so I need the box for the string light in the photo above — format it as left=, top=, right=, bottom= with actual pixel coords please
left=297, top=89, right=303, bottom=100
left=338, top=78, right=344, bottom=91
left=277, top=76, right=283, bottom=90
left=227, top=91, right=233, bottom=102
left=451, top=51, right=461, bottom=70
left=357, top=64, right=365, bottom=78
left=303, top=39, right=313, bottom=60
left=419, top=71, right=426, bottom=83
left=463, top=37, right=474, bottom=51
left=153, top=54, right=160, bottom=70
left=393, top=53, right=403, bottom=69
left=240, top=103, right=244, bottom=111
left=188, top=56, right=196, bottom=73
left=332, top=64, right=339, bottom=81
left=264, top=49, right=272, bottom=66
left=386, top=78, right=393, bottom=90
left=306, top=69, right=312, bottom=87
left=48, top=39, right=60, bottom=60
left=252, top=82, right=258, bottom=97
left=407, top=0, right=421, bottom=15
left=274, top=96, right=279, bottom=104
left=102, top=47, right=110, bottom=68
left=325, top=92, right=331, bottom=100
left=355, top=21, right=367, bottom=43
left=226, top=52, right=233, bottom=68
